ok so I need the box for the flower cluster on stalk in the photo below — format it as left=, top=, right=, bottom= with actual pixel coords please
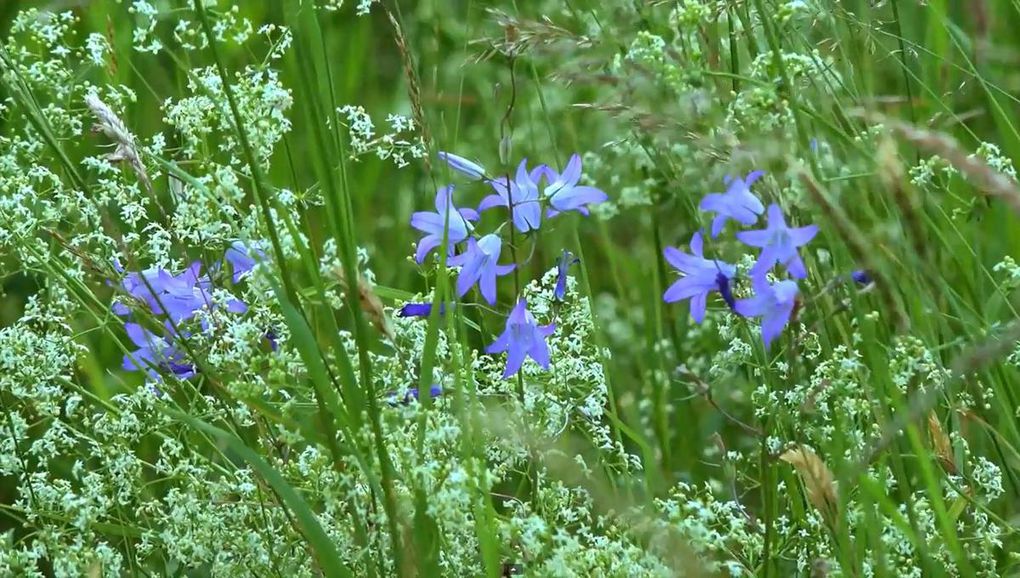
left=663, top=171, right=818, bottom=349
left=406, top=151, right=607, bottom=378
left=113, top=241, right=267, bottom=381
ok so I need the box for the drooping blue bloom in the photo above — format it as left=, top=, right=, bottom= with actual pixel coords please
left=397, top=302, right=449, bottom=318
left=160, top=262, right=248, bottom=323
left=734, top=273, right=799, bottom=350
left=662, top=231, right=737, bottom=323
left=410, top=185, right=479, bottom=264
left=851, top=270, right=873, bottom=285
left=538, top=154, right=608, bottom=217
left=387, top=384, right=443, bottom=406
left=717, top=272, right=737, bottom=311
left=555, top=250, right=579, bottom=301
left=225, top=240, right=267, bottom=283
left=478, top=159, right=543, bottom=233
left=486, top=298, right=556, bottom=379
left=438, top=151, right=487, bottom=180
left=447, top=234, right=515, bottom=305
left=112, top=266, right=163, bottom=316
left=699, top=170, right=766, bottom=238
left=114, top=262, right=247, bottom=323
left=122, top=322, right=195, bottom=380
left=736, top=204, right=819, bottom=279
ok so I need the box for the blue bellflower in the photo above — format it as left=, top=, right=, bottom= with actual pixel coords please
left=699, top=170, right=766, bottom=238
left=448, top=234, right=515, bottom=304
left=478, top=159, right=543, bottom=233
left=115, top=262, right=246, bottom=323
left=112, top=267, right=162, bottom=316
left=438, top=151, right=487, bottom=180
left=850, top=270, right=873, bottom=285
left=157, top=262, right=247, bottom=323
left=555, top=250, right=580, bottom=301
left=538, top=154, right=608, bottom=217
left=387, top=384, right=443, bottom=406
left=662, top=231, right=737, bottom=323
left=225, top=240, right=267, bottom=283
left=736, top=204, right=819, bottom=279
left=486, top=298, right=556, bottom=378
left=734, top=274, right=799, bottom=350
left=396, top=302, right=449, bottom=318
left=123, top=322, right=196, bottom=380
left=411, top=185, right=479, bottom=264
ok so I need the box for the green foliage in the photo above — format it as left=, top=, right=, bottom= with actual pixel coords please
left=2, top=1, right=1020, bottom=576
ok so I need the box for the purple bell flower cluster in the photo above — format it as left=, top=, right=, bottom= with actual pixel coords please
left=664, top=171, right=819, bottom=350
left=115, top=241, right=266, bottom=381
left=405, top=151, right=607, bottom=378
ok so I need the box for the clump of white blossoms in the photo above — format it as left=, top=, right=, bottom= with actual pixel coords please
left=337, top=104, right=426, bottom=168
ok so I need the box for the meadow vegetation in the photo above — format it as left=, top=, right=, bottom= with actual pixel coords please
left=1, top=1, right=1020, bottom=576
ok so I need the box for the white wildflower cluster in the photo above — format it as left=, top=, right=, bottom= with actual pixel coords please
left=649, top=482, right=762, bottom=575
left=470, top=266, right=633, bottom=471
left=582, top=144, right=656, bottom=219
left=910, top=154, right=958, bottom=189
left=888, top=335, right=953, bottom=393
left=972, top=142, right=1017, bottom=181
left=356, top=0, right=379, bottom=16
left=777, top=0, right=817, bottom=23
left=728, top=50, right=840, bottom=135
left=164, top=65, right=293, bottom=162
left=612, top=31, right=689, bottom=93
left=336, top=105, right=426, bottom=168
left=504, top=476, right=673, bottom=576
left=0, top=285, right=304, bottom=575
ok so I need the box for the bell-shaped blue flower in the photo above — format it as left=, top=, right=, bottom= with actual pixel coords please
left=396, top=302, right=450, bottom=318
left=851, top=270, right=872, bottom=285
left=115, top=262, right=246, bottom=323
left=411, top=185, right=479, bottom=264
left=226, top=240, right=267, bottom=283
left=122, top=322, right=196, bottom=380
left=438, top=151, right=487, bottom=180
left=448, top=234, right=515, bottom=304
left=734, top=273, right=799, bottom=350
left=699, top=170, right=766, bottom=238
left=387, top=384, right=443, bottom=406
left=662, top=231, right=737, bottom=323
left=736, top=204, right=819, bottom=279
left=486, top=298, right=556, bottom=378
left=539, top=154, right=607, bottom=217
left=478, top=159, right=543, bottom=233
left=554, top=250, right=580, bottom=301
